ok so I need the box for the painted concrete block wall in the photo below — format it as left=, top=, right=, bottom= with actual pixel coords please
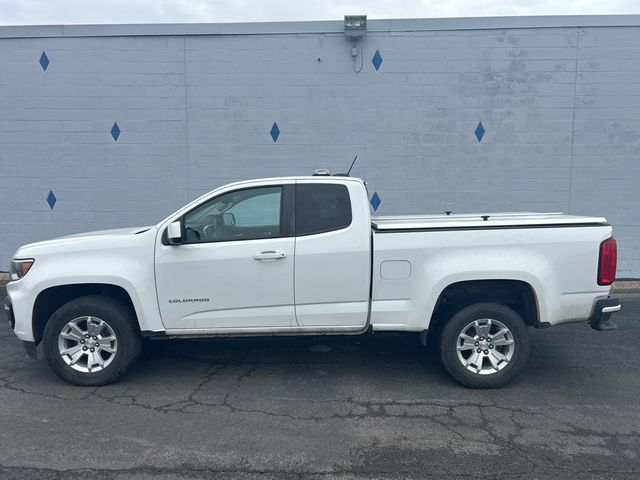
left=0, top=18, right=638, bottom=276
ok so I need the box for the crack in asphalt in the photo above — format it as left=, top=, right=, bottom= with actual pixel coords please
left=1, top=463, right=639, bottom=479
left=2, top=357, right=640, bottom=442
left=2, top=357, right=639, bottom=476
left=2, top=299, right=640, bottom=477
left=1, top=462, right=639, bottom=480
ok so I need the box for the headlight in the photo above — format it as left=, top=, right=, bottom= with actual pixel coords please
left=10, top=259, right=34, bottom=280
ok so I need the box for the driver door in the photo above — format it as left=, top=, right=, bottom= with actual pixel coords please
left=155, top=184, right=296, bottom=331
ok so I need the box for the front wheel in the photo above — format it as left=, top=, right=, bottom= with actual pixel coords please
left=440, top=303, right=530, bottom=388
left=43, top=296, right=142, bottom=386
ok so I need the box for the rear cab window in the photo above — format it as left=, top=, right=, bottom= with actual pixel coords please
left=296, top=183, right=352, bottom=236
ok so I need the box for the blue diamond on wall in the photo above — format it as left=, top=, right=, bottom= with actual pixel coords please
left=475, top=122, right=485, bottom=142
left=270, top=122, right=280, bottom=143
left=111, top=122, right=121, bottom=142
left=370, top=192, right=381, bottom=211
left=372, top=50, right=383, bottom=71
left=46, top=190, right=57, bottom=210
left=39, top=51, right=49, bottom=72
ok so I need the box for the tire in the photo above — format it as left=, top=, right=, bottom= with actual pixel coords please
left=42, top=295, right=142, bottom=386
left=440, top=302, right=530, bottom=388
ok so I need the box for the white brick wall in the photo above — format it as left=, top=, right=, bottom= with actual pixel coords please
left=0, top=18, right=639, bottom=276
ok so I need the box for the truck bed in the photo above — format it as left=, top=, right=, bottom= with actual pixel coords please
left=371, top=212, right=608, bottom=231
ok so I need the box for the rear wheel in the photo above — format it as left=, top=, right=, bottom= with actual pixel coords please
left=43, top=296, right=141, bottom=386
left=440, top=302, right=530, bottom=388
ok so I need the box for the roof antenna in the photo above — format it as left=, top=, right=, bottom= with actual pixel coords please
left=346, top=155, right=358, bottom=176
left=333, top=155, right=359, bottom=177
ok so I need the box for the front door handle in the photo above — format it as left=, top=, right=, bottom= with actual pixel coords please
left=253, top=251, right=287, bottom=261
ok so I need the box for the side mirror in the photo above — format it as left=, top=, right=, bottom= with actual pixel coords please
left=167, top=220, right=183, bottom=244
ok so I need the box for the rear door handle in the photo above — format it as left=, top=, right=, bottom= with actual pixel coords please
left=253, top=251, right=287, bottom=261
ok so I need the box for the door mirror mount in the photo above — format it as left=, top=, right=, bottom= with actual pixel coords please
left=167, top=220, right=183, bottom=245
left=222, top=212, right=236, bottom=226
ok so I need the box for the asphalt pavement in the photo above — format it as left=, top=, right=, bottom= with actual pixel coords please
left=1, top=286, right=639, bottom=479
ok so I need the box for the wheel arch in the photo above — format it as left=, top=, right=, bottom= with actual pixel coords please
left=32, top=283, right=140, bottom=345
left=429, top=279, right=540, bottom=336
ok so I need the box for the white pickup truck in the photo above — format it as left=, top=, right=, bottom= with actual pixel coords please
left=4, top=173, right=620, bottom=388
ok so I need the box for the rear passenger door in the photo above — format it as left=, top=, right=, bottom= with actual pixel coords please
left=294, top=180, right=371, bottom=327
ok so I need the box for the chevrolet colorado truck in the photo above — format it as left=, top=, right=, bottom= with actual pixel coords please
left=4, top=174, right=621, bottom=388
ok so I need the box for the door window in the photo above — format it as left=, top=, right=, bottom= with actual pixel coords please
left=184, top=186, right=282, bottom=243
left=296, top=184, right=352, bottom=236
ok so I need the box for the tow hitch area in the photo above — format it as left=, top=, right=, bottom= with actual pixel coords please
left=589, top=298, right=621, bottom=331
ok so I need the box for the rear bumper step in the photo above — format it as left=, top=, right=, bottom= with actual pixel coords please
left=588, top=297, right=621, bottom=331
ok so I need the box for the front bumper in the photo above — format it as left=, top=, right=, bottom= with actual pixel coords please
left=588, top=297, right=621, bottom=331
left=4, top=295, right=37, bottom=359
left=4, top=296, right=15, bottom=330
left=5, top=279, right=37, bottom=342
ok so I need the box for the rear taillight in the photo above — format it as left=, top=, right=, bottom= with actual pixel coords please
left=598, top=237, right=617, bottom=286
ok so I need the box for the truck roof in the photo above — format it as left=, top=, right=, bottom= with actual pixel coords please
left=218, top=176, right=366, bottom=188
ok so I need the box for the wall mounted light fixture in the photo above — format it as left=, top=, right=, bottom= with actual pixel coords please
left=344, top=15, right=367, bottom=41
left=344, top=15, right=367, bottom=73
